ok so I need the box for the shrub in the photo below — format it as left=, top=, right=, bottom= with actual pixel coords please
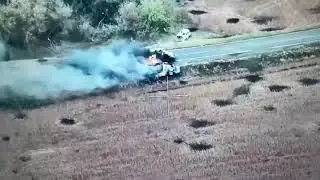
left=62, top=0, right=128, bottom=43
left=76, top=16, right=120, bottom=43
left=0, top=0, right=190, bottom=48
left=65, top=0, right=127, bottom=26
left=0, top=0, right=73, bottom=47
left=117, top=0, right=189, bottom=40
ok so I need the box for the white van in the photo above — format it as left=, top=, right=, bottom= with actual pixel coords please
left=176, top=29, right=191, bottom=41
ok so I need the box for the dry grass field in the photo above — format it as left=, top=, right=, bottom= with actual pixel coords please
left=186, top=0, right=320, bottom=35
left=0, top=58, right=320, bottom=179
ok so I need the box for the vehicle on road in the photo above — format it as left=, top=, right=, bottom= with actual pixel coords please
left=176, top=29, right=191, bottom=41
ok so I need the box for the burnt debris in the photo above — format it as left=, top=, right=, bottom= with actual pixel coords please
left=189, top=10, right=208, bottom=15
left=60, top=118, right=76, bottom=125
left=268, top=85, right=290, bottom=92
left=263, top=105, right=276, bottom=111
left=212, top=99, right=233, bottom=106
left=2, top=136, right=10, bottom=141
left=189, top=143, right=213, bottom=151
left=298, top=78, right=319, bottom=86
left=189, top=119, right=216, bottom=129
left=226, top=18, right=240, bottom=24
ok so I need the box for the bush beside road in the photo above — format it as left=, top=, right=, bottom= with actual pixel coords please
left=0, top=0, right=187, bottom=50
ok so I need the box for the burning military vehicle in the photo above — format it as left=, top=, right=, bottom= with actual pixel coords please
left=135, top=48, right=181, bottom=79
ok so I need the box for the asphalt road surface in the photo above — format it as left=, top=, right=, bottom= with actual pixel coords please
left=1, top=28, right=320, bottom=69
left=173, top=28, right=320, bottom=65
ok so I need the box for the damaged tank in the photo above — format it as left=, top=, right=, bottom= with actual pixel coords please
left=132, top=47, right=181, bottom=79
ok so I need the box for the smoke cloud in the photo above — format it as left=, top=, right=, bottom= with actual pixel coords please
left=0, top=41, right=156, bottom=100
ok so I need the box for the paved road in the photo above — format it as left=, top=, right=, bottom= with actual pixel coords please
left=1, top=28, right=320, bottom=69
left=173, top=28, right=320, bottom=65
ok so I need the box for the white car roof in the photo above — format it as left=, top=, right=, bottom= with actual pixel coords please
left=177, top=29, right=190, bottom=36
left=181, top=29, right=190, bottom=33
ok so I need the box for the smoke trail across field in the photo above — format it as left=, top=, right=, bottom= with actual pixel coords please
left=0, top=41, right=155, bottom=101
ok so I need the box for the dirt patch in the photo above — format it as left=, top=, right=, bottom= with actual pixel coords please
left=189, top=10, right=208, bottom=15
left=189, top=119, right=216, bottom=129
left=244, top=74, right=264, bottom=83
left=2, top=136, right=10, bottom=141
left=252, top=16, right=278, bottom=25
left=189, top=143, right=213, bottom=151
left=298, top=78, right=319, bottom=86
left=60, top=118, right=76, bottom=125
left=173, top=138, right=184, bottom=144
left=263, top=105, right=276, bottom=111
left=212, top=99, right=233, bottom=106
left=226, top=18, right=240, bottom=24
left=260, top=27, right=286, bottom=32
left=268, top=85, right=291, bottom=92
left=233, top=84, right=250, bottom=97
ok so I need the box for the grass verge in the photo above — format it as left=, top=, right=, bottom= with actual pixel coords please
left=180, top=42, right=320, bottom=77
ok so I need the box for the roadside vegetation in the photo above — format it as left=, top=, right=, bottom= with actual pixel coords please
left=0, top=0, right=189, bottom=50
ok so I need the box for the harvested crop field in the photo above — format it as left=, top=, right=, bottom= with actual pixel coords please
left=0, top=58, right=320, bottom=179
left=185, top=0, right=320, bottom=35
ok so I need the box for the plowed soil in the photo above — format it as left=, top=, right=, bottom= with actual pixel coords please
left=0, top=58, right=320, bottom=179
